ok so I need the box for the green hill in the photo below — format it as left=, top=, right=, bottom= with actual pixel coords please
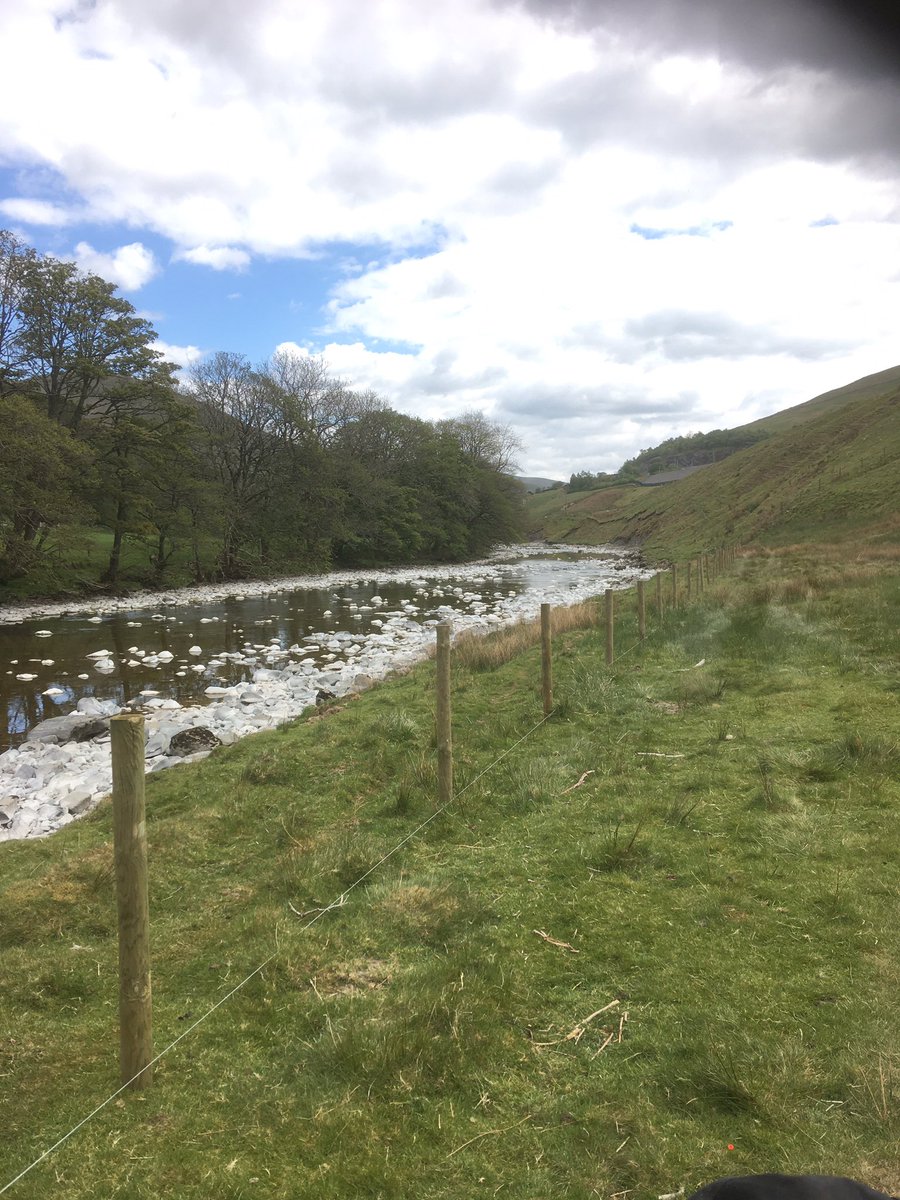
left=527, top=370, right=900, bottom=559
left=741, top=363, right=900, bottom=435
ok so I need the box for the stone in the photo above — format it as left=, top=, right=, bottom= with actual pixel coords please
left=66, top=787, right=97, bottom=815
left=71, top=718, right=109, bottom=742
left=144, top=730, right=171, bottom=758
left=26, top=713, right=94, bottom=744
left=168, top=727, right=221, bottom=756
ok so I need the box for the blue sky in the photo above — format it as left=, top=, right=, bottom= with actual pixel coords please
left=2, top=0, right=898, bottom=478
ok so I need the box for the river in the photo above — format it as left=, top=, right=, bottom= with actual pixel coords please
left=0, top=544, right=646, bottom=839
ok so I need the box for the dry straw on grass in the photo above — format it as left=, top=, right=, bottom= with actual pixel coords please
left=451, top=600, right=601, bottom=671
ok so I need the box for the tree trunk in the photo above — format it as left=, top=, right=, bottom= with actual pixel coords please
left=104, top=498, right=127, bottom=585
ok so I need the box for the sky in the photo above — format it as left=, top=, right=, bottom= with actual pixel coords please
left=1, top=0, right=898, bottom=478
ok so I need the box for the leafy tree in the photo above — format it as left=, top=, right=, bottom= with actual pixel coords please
left=0, top=396, right=93, bottom=580
left=10, top=251, right=169, bottom=431
left=87, top=381, right=196, bottom=584
left=0, top=230, right=36, bottom=396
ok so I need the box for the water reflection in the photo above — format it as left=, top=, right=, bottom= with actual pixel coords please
left=1, top=548, right=637, bottom=750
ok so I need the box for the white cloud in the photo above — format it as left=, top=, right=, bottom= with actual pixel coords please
left=153, top=339, right=205, bottom=370
left=175, top=244, right=251, bottom=271
left=72, top=241, right=159, bottom=290
left=0, top=197, right=78, bottom=226
left=1, top=0, right=897, bottom=476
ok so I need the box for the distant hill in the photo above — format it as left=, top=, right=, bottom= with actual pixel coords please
left=601, top=364, right=900, bottom=483
left=518, top=476, right=564, bottom=493
left=526, top=367, right=900, bottom=558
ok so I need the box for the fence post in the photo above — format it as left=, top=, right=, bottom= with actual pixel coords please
left=540, top=603, right=553, bottom=716
left=655, top=572, right=663, bottom=617
left=436, top=623, right=453, bottom=806
left=111, top=713, right=153, bottom=1090
left=687, top=559, right=693, bottom=600
left=671, top=563, right=678, bottom=607
left=637, top=579, right=646, bottom=640
left=605, top=589, right=615, bottom=664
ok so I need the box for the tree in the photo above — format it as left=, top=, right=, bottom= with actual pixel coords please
left=439, top=409, right=522, bottom=474
left=0, top=395, right=93, bottom=580
left=0, top=233, right=172, bottom=431
left=0, top=230, right=36, bottom=396
left=16, top=256, right=168, bottom=430
left=87, top=380, right=196, bottom=585
left=188, top=352, right=278, bottom=576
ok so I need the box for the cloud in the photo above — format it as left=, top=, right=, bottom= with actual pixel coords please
left=153, top=339, right=205, bottom=370
left=72, top=240, right=159, bottom=290
left=1, top=0, right=898, bottom=477
left=175, top=244, right=251, bottom=271
left=622, top=311, right=856, bottom=363
left=0, top=197, right=78, bottom=226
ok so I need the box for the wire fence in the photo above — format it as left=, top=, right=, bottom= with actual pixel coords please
left=2, top=549, right=739, bottom=1194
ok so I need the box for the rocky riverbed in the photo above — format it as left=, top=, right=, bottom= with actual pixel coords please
left=0, top=544, right=647, bottom=841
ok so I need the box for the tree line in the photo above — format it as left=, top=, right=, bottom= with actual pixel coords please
left=0, top=230, right=524, bottom=590
left=566, top=427, right=772, bottom=492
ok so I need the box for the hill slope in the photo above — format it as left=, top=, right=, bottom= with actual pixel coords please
left=740, top=363, right=900, bottom=435
left=528, top=378, right=900, bottom=558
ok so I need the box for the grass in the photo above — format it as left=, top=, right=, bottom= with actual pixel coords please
left=0, top=525, right=221, bottom=603
left=1, top=545, right=900, bottom=1198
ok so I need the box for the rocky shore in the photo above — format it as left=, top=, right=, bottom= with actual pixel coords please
left=0, top=545, right=647, bottom=841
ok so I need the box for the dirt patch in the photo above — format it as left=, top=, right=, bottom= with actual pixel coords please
left=313, top=958, right=393, bottom=996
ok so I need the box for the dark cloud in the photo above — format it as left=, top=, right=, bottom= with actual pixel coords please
left=623, top=309, right=857, bottom=361
left=496, top=381, right=698, bottom=419
left=510, top=0, right=900, bottom=168
left=512, top=0, right=899, bottom=82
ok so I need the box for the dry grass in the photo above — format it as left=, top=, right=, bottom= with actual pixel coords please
left=452, top=600, right=601, bottom=670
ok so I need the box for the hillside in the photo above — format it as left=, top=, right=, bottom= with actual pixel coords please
left=527, top=375, right=900, bottom=559
left=740, top=363, right=900, bottom=435
left=605, top=365, right=900, bottom=483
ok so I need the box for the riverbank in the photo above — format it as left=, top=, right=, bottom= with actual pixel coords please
left=0, top=543, right=644, bottom=625
left=2, top=543, right=898, bottom=1198
left=0, top=545, right=647, bottom=834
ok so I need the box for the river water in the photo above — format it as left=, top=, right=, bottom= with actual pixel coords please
left=2, top=544, right=644, bottom=750
left=0, top=544, right=647, bottom=838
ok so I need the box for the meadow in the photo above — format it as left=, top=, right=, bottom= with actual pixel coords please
left=1, top=542, right=898, bottom=1199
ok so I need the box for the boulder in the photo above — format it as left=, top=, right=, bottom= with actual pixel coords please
left=71, top=718, right=110, bottom=743
left=26, top=713, right=96, bottom=744
left=168, top=727, right=221, bottom=756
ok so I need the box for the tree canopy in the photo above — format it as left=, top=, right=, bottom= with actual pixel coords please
left=0, top=232, right=524, bottom=590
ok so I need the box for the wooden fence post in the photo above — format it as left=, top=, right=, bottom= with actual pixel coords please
left=637, top=579, right=646, bottom=640
left=671, top=563, right=678, bottom=607
left=111, top=713, right=153, bottom=1090
left=436, top=623, right=453, bottom=806
left=655, top=572, right=663, bottom=616
left=540, top=603, right=553, bottom=716
left=605, top=589, right=615, bottom=665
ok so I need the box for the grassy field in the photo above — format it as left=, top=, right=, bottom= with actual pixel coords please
left=1, top=543, right=899, bottom=1199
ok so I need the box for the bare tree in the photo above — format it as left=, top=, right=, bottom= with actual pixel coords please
left=440, top=409, right=522, bottom=474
